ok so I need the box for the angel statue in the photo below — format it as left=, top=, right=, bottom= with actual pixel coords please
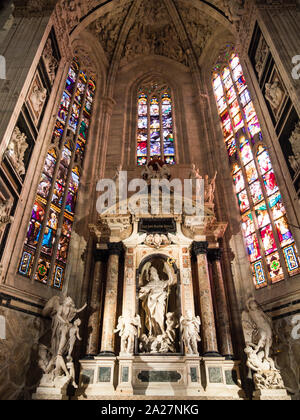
left=242, top=297, right=285, bottom=391
left=37, top=295, right=86, bottom=389
left=138, top=261, right=177, bottom=339
left=114, top=313, right=141, bottom=354
left=180, top=311, right=201, bottom=355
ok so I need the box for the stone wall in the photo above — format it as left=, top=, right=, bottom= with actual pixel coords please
left=273, top=315, right=300, bottom=400
left=0, top=306, right=45, bottom=400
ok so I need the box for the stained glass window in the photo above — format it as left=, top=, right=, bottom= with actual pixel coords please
left=18, top=58, right=96, bottom=289
left=136, top=83, right=176, bottom=165
left=212, top=52, right=300, bottom=289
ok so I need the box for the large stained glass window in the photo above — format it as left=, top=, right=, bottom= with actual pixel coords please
left=137, top=82, right=176, bottom=166
left=212, top=52, right=300, bottom=289
left=18, top=58, right=96, bottom=289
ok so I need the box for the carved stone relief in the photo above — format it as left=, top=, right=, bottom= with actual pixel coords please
left=121, top=0, right=188, bottom=66
left=288, top=122, right=300, bottom=173
left=42, top=39, right=58, bottom=85
left=174, top=0, right=216, bottom=58
left=88, top=0, right=132, bottom=63
left=26, top=72, right=47, bottom=126
left=5, top=127, right=28, bottom=177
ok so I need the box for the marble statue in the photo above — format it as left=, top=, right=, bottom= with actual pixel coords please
left=204, top=172, right=217, bottom=205
left=265, top=79, right=284, bottom=111
left=189, top=163, right=202, bottom=181
left=5, top=127, right=28, bottom=176
left=242, top=298, right=285, bottom=390
left=141, top=160, right=171, bottom=183
left=244, top=346, right=285, bottom=390
left=180, top=311, right=201, bottom=355
left=114, top=313, right=141, bottom=354
left=139, top=262, right=177, bottom=339
left=36, top=296, right=86, bottom=389
left=0, top=197, right=14, bottom=231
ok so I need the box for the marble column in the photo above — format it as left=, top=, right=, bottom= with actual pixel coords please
left=99, top=242, right=123, bottom=356
left=208, top=249, right=234, bottom=360
left=85, top=250, right=107, bottom=358
left=192, top=242, right=220, bottom=357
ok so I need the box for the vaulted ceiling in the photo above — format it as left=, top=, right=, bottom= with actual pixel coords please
left=63, top=0, right=234, bottom=68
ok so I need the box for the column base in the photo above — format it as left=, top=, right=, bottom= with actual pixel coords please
left=202, top=352, right=222, bottom=358
left=97, top=351, right=116, bottom=357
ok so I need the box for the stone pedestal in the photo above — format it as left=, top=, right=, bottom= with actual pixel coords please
left=116, top=355, right=135, bottom=396
left=184, top=355, right=204, bottom=397
left=32, top=375, right=71, bottom=400
left=253, top=389, right=291, bottom=401
left=76, top=356, right=117, bottom=399
left=202, top=357, right=243, bottom=399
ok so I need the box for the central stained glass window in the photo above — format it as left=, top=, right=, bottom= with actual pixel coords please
left=137, top=82, right=176, bottom=166
left=212, top=51, right=300, bottom=289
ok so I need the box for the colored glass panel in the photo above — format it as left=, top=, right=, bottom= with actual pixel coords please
left=238, top=190, right=250, bottom=213
left=274, top=216, right=293, bottom=247
left=283, top=245, right=300, bottom=275
left=245, top=161, right=258, bottom=184
left=263, top=170, right=279, bottom=196
left=240, top=140, right=254, bottom=165
left=246, top=233, right=261, bottom=262
left=240, top=89, right=251, bottom=107
left=247, top=116, right=261, bottom=137
left=269, top=192, right=286, bottom=221
left=266, top=252, right=284, bottom=283
left=241, top=212, right=255, bottom=237
left=226, top=137, right=237, bottom=156
left=257, top=149, right=272, bottom=175
left=261, top=225, right=277, bottom=255
left=249, top=180, right=264, bottom=204
left=252, top=261, right=267, bottom=287
left=255, top=201, right=271, bottom=229
left=233, top=170, right=245, bottom=194
left=243, top=102, right=256, bottom=122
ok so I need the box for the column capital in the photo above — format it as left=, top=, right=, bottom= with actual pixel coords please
left=208, top=248, right=222, bottom=262
left=107, top=242, right=124, bottom=257
left=192, top=241, right=208, bottom=257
